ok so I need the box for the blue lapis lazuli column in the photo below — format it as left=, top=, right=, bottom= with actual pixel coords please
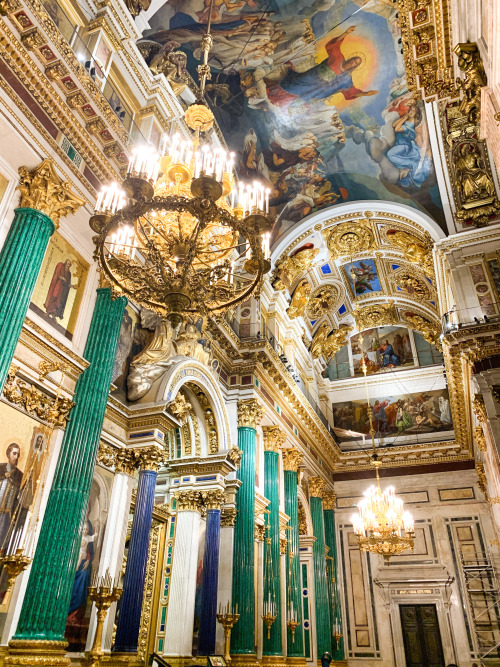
left=197, top=507, right=222, bottom=655
left=113, top=467, right=157, bottom=653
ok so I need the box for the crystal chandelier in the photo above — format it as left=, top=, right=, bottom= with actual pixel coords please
left=350, top=331, right=415, bottom=561
left=90, top=16, right=271, bottom=328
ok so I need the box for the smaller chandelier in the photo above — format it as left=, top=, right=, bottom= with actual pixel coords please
left=351, top=471, right=415, bottom=561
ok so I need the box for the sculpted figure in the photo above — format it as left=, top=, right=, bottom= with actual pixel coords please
left=286, top=280, right=311, bottom=319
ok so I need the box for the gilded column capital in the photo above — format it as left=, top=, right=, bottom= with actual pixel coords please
left=282, top=447, right=303, bottom=472
left=115, top=448, right=139, bottom=475
left=254, top=523, right=266, bottom=542
left=17, top=159, right=85, bottom=227
left=237, top=398, right=263, bottom=429
left=136, top=445, right=165, bottom=472
left=201, top=488, right=227, bottom=510
left=309, top=476, right=327, bottom=499
left=96, top=442, right=117, bottom=468
left=262, top=425, right=286, bottom=452
left=175, top=490, right=203, bottom=512
left=280, top=537, right=287, bottom=555
left=322, top=491, right=336, bottom=510
left=221, top=507, right=238, bottom=527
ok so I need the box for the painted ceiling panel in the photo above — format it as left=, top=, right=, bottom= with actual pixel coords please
left=142, top=0, right=445, bottom=240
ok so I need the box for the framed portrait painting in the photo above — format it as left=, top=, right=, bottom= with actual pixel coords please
left=29, top=231, right=89, bottom=340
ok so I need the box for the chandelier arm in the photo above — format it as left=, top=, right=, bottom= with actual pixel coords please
left=207, top=267, right=262, bottom=313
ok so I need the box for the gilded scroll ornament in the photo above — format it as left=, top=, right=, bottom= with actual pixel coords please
left=227, top=445, right=243, bottom=468
left=168, top=392, right=192, bottom=424
left=287, top=280, right=311, bottom=319
left=353, top=301, right=398, bottom=331
left=474, top=426, right=487, bottom=453
left=310, top=323, right=352, bottom=360
left=282, top=447, right=303, bottom=472
left=323, top=219, right=374, bottom=259
left=386, top=230, right=434, bottom=278
left=322, top=491, right=337, bottom=510
left=272, top=247, right=319, bottom=291
left=306, top=284, right=342, bottom=319
left=17, top=159, right=85, bottom=227
left=404, top=313, right=441, bottom=346
left=254, top=523, right=266, bottom=542
left=308, top=476, right=327, bottom=498
left=193, top=387, right=219, bottom=454
left=262, top=425, right=286, bottom=452
left=237, top=398, right=263, bottom=429
left=472, top=395, right=487, bottom=424
left=4, top=365, right=74, bottom=428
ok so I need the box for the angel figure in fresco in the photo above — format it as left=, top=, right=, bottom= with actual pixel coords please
left=266, top=26, right=378, bottom=108
left=386, top=101, right=431, bottom=188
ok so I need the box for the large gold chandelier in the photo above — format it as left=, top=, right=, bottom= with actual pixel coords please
left=90, top=15, right=271, bottom=328
left=350, top=331, right=415, bottom=561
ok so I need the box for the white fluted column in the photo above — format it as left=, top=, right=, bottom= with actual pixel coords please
left=85, top=454, right=136, bottom=652
left=215, top=506, right=236, bottom=654
left=163, top=490, right=202, bottom=659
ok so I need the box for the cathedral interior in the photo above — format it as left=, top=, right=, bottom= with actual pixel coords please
left=0, top=0, right=499, bottom=666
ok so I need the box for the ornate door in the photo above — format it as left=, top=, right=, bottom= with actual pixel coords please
left=399, top=604, right=445, bottom=667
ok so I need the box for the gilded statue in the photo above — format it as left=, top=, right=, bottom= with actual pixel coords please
left=386, top=230, right=434, bottom=278
left=127, top=311, right=211, bottom=401
left=286, top=279, right=311, bottom=319
left=454, top=43, right=487, bottom=125
left=272, top=247, right=319, bottom=291
left=137, top=40, right=190, bottom=95
left=310, top=323, right=351, bottom=360
left=455, top=142, right=495, bottom=203
left=405, top=313, right=441, bottom=347
left=307, top=285, right=341, bottom=319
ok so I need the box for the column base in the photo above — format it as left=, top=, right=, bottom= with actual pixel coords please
left=229, top=654, right=259, bottom=667
left=101, top=652, right=142, bottom=667
left=286, top=658, right=307, bottom=667
left=262, top=656, right=287, bottom=667
left=6, top=640, right=69, bottom=667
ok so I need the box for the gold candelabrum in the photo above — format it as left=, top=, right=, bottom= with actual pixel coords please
left=333, top=630, right=343, bottom=651
left=87, top=570, right=123, bottom=667
left=0, top=549, right=31, bottom=599
left=216, top=601, right=239, bottom=664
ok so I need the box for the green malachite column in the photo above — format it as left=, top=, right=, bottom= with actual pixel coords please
left=231, top=399, right=263, bottom=661
left=309, top=477, right=331, bottom=662
left=282, top=448, right=304, bottom=660
left=323, top=493, right=344, bottom=662
left=0, top=159, right=84, bottom=393
left=262, top=426, right=285, bottom=658
left=10, top=288, right=126, bottom=664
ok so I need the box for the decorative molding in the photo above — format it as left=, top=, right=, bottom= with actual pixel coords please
left=472, top=395, right=488, bottom=424
left=474, top=426, right=487, bottom=453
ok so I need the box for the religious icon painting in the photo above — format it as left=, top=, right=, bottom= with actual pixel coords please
left=29, top=231, right=89, bottom=340
left=350, top=326, right=415, bottom=376
left=342, top=258, right=382, bottom=297
left=0, top=402, right=52, bottom=611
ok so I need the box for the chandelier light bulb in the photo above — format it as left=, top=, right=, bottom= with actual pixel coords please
left=95, top=183, right=127, bottom=215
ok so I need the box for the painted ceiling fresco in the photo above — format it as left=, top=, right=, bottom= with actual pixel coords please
left=142, top=0, right=445, bottom=239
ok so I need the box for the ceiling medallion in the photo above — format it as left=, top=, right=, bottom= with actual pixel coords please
left=306, top=284, right=342, bottom=319
left=323, top=220, right=374, bottom=260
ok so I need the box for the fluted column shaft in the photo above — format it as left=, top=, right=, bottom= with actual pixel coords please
left=262, top=427, right=284, bottom=656
left=0, top=208, right=54, bottom=392
left=282, top=448, right=304, bottom=658
left=114, top=447, right=163, bottom=653
left=231, top=399, right=263, bottom=656
left=323, top=498, right=344, bottom=662
left=309, top=479, right=331, bottom=660
left=198, top=490, right=225, bottom=656
left=13, top=288, right=126, bottom=642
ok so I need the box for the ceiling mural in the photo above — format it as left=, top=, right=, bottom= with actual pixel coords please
left=141, top=0, right=445, bottom=239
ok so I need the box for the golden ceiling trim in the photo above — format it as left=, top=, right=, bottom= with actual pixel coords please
left=397, top=0, right=458, bottom=101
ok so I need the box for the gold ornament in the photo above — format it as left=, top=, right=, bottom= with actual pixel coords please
left=168, top=392, right=192, bottom=424
left=394, top=271, right=431, bottom=300
left=472, top=395, right=488, bottom=424
left=282, top=447, right=303, bottom=472
left=184, top=103, right=215, bottom=132
left=286, top=280, right=311, bottom=319
left=262, top=425, right=286, bottom=452
left=227, top=446, right=243, bottom=468
left=323, top=491, right=336, bottom=510
left=136, top=445, right=165, bottom=471
left=17, top=159, right=85, bottom=227
left=354, top=301, right=398, bottom=332
left=386, top=230, right=434, bottom=278
left=474, top=426, right=487, bottom=452
left=306, top=284, right=342, bottom=319
left=96, top=443, right=117, bottom=469
left=476, top=461, right=488, bottom=499
left=454, top=43, right=487, bottom=125
left=175, top=490, right=203, bottom=512
left=405, top=313, right=441, bottom=346
left=308, top=476, right=327, bottom=498
left=310, top=323, right=351, bottom=360
left=237, top=398, right=264, bottom=429
left=201, top=489, right=227, bottom=510
left=272, top=247, right=319, bottom=291
left=221, top=507, right=238, bottom=527
left=323, top=219, right=374, bottom=259
left=115, top=449, right=139, bottom=476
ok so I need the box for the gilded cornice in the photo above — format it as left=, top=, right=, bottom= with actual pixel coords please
left=262, top=425, right=286, bottom=452
left=237, top=398, right=263, bottom=429
left=22, top=318, right=88, bottom=378
left=308, top=476, right=327, bottom=499
left=167, top=455, right=236, bottom=478
left=282, top=447, right=303, bottom=472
